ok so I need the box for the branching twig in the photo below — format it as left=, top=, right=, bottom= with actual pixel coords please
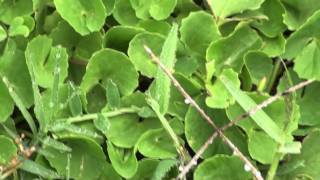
left=178, top=79, right=314, bottom=178
left=144, top=45, right=263, bottom=180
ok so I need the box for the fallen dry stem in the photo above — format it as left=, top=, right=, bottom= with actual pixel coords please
left=178, top=79, right=314, bottom=178
left=144, top=45, right=263, bottom=180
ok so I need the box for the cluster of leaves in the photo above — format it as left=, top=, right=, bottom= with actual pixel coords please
left=0, top=0, right=320, bottom=179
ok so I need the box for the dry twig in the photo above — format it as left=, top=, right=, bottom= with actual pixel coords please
left=177, top=78, right=314, bottom=178
left=144, top=45, right=264, bottom=180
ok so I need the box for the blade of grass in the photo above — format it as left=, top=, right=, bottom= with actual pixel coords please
left=153, top=23, right=179, bottom=114
left=1, top=75, right=37, bottom=135
left=147, top=97, right=189, bottom=163
left=220, top=71, right=286, bottom=144
left=143, top=46, right=263, bottom=180
left=179, top=79, right=313, bottom=178
left=47, top=46, right=63, bottom=127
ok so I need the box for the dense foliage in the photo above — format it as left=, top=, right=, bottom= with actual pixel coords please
left=0, top=0, right=320, bottom=179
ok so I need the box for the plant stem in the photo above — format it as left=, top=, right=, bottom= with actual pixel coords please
left=267, top=153, right=282, bottom=180
left=267, top=59, right=281, bottom=93
left=65, top=107, right=139, bottom=123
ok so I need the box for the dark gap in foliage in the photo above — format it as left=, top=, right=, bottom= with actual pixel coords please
left=46, top=6, right=56, bottom=15
left=283, top=29, right=294, bottom=38
left=135, top=151, right=145, bottom=160
left=269, top=59, right=285, bottom=95
left=136, top=74, right=153, bottom=92
left=12, top=107, right=38, bottom=134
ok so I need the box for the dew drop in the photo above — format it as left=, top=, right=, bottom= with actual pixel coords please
left=244, top=164, right=251, bottom=172
left=184, top=98, right=191, bottom=104
left=8, top=87, right=13, bottom=93
left=55, top=67, right=61, bottom=74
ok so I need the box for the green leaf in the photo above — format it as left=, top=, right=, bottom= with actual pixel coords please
left=280, top=130, right=320, bottom=179
left=107, top=142, right=138, bottom=179
left=244, top=51, right=273, bottom=84
left=113, top=0, right=139, bottom=26
left=53, top=0, right=107, bottom=35
left=180, top=11, right=221, bottom=56
left=102, top=0, right=115, bottom=16
left=0, top=39, right=33, bottom=108
left=206, top=69, right=240, bottom=108
left=248, top=130, right=277, bottom=164
left=9, top=16, right=34, bottom=37
left=130, top=0, right=177, bottom=20
left=206, top=25, right=262, bottom=74
left=1, top=76, right=37, bottom=135
left=209, top=0, right=265, bottom=18
left=106, top=79, right=121, bottom=110
left=104, top=25, right=144, bottom=52
left=152, top=159, right=178, bottom=180
left=20, top=159, right=62, bottom=179
left=137, top=129, right=177, bottom=159
left=137, top=20, right=171, bottom=36
left=194, top=155, right=251, bottom=180
left=68, top=83, right=83, bottom=117
left=93, top=114, right=111, bottom=136
left=44, top=137, right=106, bottom=180
left=293, top=40, right=320, bottom=80
left=220, top=69, right=286, bottom=143
left=149, top=0, right=177, bottom=20
left=0, top=135, right=17, bottom=165
left=25, top=35, right=69, bottom=88
left=260, top=33, right=286, bottom=57
left=0, top=25, right=7, bottom=42
left=281, top=0, right=320, bottom=30
left=81, top=48, right=138, bottom=96
left=0, top=81, right=14, bottom=123
left=128, top=32, right=165, bottom=77
left=185, top=96, right=247, bottom=158
left=107, top=114, right=160, bottom=148
left=0, top=0, right=33, bottom=24
left=284, top=11, right=320, bottom=59
left=98, top=162, right=122, bottom=180
left=251, top=0, right=286, bottom=37
left=129, top=159, right=159, bottom=180
left=152, top=23, right=178, bottom=114
left=74, top=32, right=103, bottom=60
left=41, top=137, right=72, bottom=152
left=297, top=83, right=320, bottom=126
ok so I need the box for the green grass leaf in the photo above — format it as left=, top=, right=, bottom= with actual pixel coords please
left=220, top=69, right=286, bottom=143
left=152, top=23, right=178, bottom=114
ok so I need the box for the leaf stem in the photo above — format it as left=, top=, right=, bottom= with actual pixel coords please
left=266, top=153, right=282, bottom=180
left=65, top=107, right=139, bottom=123
left=267, top=59, right=281, bottom=93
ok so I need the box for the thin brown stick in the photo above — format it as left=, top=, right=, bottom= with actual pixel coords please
left=178, top=79, right=314, bottom=178
left=144, top=45, right=263, bottom=180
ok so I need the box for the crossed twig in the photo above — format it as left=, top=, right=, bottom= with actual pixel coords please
left=144, top=45, right=314, bottom=180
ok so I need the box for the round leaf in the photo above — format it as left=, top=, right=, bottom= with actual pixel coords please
left=0, top=135, right=17, bottom=165
left=180, top=11, right=221, bottom=55
left=194, top=155, right=251, bottom=180
left=44, top=137, right=106, bottom=180
left=53, top=0, right=107, bottom=35
left=137, top=129, right=177, bottom=159
left=128, top=32, right=165, bottom=77
left=81, top=48, right=138, bottom=96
